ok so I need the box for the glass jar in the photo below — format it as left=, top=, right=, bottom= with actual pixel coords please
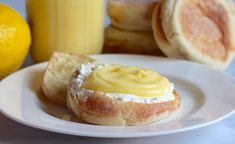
left=26, top=0, right=104, bottom=63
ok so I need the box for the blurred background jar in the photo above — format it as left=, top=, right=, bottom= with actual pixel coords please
left=26, top=0, right=104, bottom=63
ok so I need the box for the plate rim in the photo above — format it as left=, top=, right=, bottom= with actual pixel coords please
left=1, top=105, right=235, bottom=138
left=1, top=54, right=235, bottom=138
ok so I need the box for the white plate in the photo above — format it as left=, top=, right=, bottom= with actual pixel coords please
left=1, top=54, right=235, bottom=138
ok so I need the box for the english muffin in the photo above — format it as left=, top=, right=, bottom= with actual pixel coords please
left=159, top=0, right=235, bottom=70
left=108, top=0, right=160, bottom=31
left=104, top=25, right=164, bottom=56
left=67, top=63, right=181, bottom=126
left=41, top=52, right=95, bottom=105
left=152, top=3, right=185, bottom=59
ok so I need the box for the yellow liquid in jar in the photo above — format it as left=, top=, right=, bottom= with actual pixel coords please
left=81, top=65, right=170, bottom=97
left=26, top=0, right=104, bottom=63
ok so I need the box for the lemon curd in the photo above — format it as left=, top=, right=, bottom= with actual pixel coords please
left=26, top=0, right=104, bottom=63
left=81, top=65, right=170, bottom=97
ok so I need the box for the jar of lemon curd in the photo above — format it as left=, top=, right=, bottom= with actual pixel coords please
left=26, top=0, right=104, bottom=63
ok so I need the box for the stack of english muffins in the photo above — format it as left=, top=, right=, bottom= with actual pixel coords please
left=104, top=0, right=235, bottom=70
left=104, top=0, right=164, bottom=56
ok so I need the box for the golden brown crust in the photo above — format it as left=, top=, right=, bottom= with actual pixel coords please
left=103, top=25, right=165, bottom=56
left=108, top=0, right=160, bottom=31
left=67, top=89, right=180, bottom=126
left=103, top=41, right=165, bottom=56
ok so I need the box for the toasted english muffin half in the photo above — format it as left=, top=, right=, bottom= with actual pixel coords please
left=161, top=0, right=235, bottom=70
left=41, top=52, right=95, bottom=105
left=104, top=25, right=165, bottom=56
left=152, top=3, right=185, bottom=59
left=108, top=0, right=160, bottom=31
left=67, top=66, right=181, bottom=126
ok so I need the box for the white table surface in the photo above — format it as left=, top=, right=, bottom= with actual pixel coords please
left=0, top=0, right=235, bottom=143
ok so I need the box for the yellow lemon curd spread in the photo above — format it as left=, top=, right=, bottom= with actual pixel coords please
left=81, top=65, right=170, bottom=97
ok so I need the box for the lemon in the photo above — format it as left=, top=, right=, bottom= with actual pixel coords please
left=0, top=4, right=31, bottom=79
